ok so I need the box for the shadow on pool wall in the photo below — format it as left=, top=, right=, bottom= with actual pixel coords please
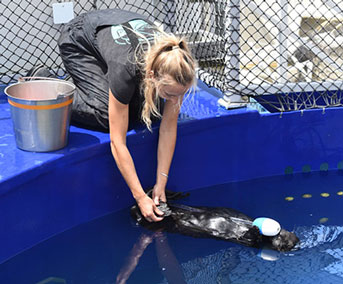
left=1, top=80, right=343, bottom=264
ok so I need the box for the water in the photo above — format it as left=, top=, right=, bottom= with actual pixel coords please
left=1, top=171, right=343, bottom=284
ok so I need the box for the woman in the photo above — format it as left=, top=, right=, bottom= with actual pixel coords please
left=58, top=9, right=196, bottom=222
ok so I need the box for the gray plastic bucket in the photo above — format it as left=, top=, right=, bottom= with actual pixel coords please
left=5, top=77, right=75, bottom=152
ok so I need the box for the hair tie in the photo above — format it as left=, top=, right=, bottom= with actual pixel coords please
left=172, top=45, right=180, bottom=50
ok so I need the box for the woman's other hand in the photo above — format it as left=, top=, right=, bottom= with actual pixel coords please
left=152, top=184, right=167, bottom=205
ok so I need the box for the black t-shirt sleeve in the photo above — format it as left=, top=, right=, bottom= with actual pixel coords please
left=107, top=59, right=136, bottom=105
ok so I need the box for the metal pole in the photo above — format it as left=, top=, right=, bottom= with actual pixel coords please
left=219, top=0, right=247, bottom=108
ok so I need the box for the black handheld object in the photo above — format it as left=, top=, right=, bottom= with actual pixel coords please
left=156, top=202, right=172, bottom=217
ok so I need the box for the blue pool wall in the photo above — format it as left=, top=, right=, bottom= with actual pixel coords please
left=1, top=81, right=343, bottom=264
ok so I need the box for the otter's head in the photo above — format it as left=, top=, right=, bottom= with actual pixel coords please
left=267, top=229, right=299, bottom=251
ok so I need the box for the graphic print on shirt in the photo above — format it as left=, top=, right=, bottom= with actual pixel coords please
left=111, top=19, right=157, bottom=45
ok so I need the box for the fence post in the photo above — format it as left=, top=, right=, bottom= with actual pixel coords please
left=218, top=0, right=247, bottom=109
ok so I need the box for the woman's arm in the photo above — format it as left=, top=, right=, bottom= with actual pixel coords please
left=108, top=90, right=163, bottom=222
left=152, top=97, right=183, bottom=204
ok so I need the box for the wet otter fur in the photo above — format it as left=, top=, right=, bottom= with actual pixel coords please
left=131, top=191, right=299, bottom=252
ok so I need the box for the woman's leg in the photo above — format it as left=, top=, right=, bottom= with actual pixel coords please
left=58, top=25, right=110, bottom=131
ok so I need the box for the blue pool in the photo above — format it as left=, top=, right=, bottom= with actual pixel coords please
left=1, top=171, right=343, bottom=284
left=2, top=81, right=343, bottom=283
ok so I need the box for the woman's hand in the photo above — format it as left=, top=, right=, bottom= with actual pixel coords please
left=152, top=184, right=167, bottom=205
left=136, top=195, right=164, bottom=222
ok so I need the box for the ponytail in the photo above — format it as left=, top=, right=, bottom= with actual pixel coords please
left=140, top=33, right=196, bottom=131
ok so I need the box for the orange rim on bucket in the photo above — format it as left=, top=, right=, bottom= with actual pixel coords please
left=8, top=98, right=73, bottom=110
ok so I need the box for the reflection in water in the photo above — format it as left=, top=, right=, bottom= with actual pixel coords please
left=116, top=233, right=154, bottom=284
left=115, top=225, right=343, bottom=284
left=116, top=232, right=186, bottom=284
left=36, top=277, right=67, bottom=284
left=154, top=225, right=343, bottom=284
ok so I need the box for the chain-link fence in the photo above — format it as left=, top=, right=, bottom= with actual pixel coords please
left=2, top=0, right=343, bottom=111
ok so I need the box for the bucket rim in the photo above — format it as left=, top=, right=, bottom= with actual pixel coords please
left=7, top=94, right=74, bottom=104
left=4, top=79, right=76, bottom=102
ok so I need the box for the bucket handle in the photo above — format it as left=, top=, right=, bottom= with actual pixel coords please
left=18, top=77, right=75, bottom=98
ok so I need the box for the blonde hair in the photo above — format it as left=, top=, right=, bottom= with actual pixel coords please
left=139, top=33, right=197, bottom=131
